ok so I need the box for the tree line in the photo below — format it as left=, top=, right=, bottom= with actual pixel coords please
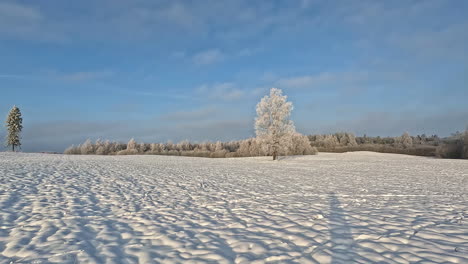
left=308, top=131, right=468, bottom=158
left=64, top=130, right=468, bottom=159
left=4, top=89, right=468, bottom=159
left=63, top=88, right=468, bottom=159
left=64, top=136, right=317, bottom=158
left=65, top=88, right=316, bottom=159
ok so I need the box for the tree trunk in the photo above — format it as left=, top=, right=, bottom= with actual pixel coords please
left=12, top=145, right=15, bottom=152
left=272, top=141, right=279, bottom=160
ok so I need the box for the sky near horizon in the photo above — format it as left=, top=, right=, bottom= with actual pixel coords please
left=1, top=0, right=468, bottom=152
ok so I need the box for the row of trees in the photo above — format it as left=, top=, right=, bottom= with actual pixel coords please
left=4, top=89, right=466, bottom=160
left=67, top=129, right=468, bottom=159
left=355, top=134, right=441, bottom=146
left=66, top=88, right=317, bottom=159
left=64, top=134, right=318, bottom=158
left=308, top=130, right=468, bottom=158
left=63, top=88, right=468, bottom=159
left=309, top=132, right=417, bottom=149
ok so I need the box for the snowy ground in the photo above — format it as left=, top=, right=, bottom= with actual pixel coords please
left=0, top=152, right=467, bottom=264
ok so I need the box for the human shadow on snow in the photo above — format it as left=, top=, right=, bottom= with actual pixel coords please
left=328, top=192, right=355, bottom=263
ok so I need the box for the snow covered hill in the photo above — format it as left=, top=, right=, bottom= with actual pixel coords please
left=0, top=152, right=467, bottom=263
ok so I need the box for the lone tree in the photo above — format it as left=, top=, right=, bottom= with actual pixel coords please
left=255, top=88, right=295, bottom=160
left=5, top=106, right=23, bottom=151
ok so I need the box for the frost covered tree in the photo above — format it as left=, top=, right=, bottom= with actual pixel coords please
left=400, top=132, right=413, bottom=149
left=288, top=133, right=317, bottom=155
left=212, top=141, right=227, bottom=158
left=150, top=143, right=159, bottom=154
left=237, top=139, right=251, bottom=157
left=255, top=88, right=295, bottom=160
left=127, top=138, right=137, bottom=151
left=80, top=139, right=94, bottom=154
left=5, top=106, right=23, bottom=151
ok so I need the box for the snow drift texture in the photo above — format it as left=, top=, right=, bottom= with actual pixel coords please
left=0, top=152, right=467, bottom=263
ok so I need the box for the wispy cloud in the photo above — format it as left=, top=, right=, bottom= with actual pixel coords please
left=58, top=71, right=113, bottom=82
left=275, top=72, right=371, bottom=89
left=192, top=49, right=224, bottom=65
left=159, top=107, right=219, bottom=122
left=195, top=82, right=267, bottom=101
left=0, top=1, right=66, bottom=42
left=171, top=51, right=186, bottom=59
left=315, top=110, right=468, bottom=137
left=158, top=2, right=201, bottom=29
left=0, top=74, right=29, bottom=79
left=0, top=2, right=43, bottom=31
left=273, top=70, right=411, bottom=91
left=389, top=22, right=468, bottom=61
left=197, top=82, right=245, bottom=100
left=235, top=47, right=262, bottom=57
left=1, top=70, right=114, bottom=83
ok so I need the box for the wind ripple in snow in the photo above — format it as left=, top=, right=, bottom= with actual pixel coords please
left=0, top=152, right=467, bottom=263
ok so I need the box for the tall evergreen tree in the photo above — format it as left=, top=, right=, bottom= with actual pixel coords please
left=5, top=106, right=23, bottom=151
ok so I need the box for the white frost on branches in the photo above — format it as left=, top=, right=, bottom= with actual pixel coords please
left=255, top=88, right=296, bottom=160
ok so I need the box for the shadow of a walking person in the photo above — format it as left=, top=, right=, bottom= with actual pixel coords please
left=328, top=192, right=355, bottom=264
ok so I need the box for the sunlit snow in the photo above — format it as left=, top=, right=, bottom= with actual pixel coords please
left=0, top=152, right=467, bottom=263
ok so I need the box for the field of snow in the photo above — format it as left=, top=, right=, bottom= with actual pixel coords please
left=0, top=152, right=467, bottom=264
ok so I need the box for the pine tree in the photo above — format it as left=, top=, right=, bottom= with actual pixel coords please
left=255, top=88, right=295, bottom=160
left=5, top=106, right=23, bottom=151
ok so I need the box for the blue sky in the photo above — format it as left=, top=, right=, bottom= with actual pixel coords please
left=1, top=0, right=467, bottom=152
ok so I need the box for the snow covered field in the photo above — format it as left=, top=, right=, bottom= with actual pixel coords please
left=0, top=152, right=467, bottom=264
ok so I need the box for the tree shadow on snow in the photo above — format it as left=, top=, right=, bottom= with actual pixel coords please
left=328, top=192, right=355, bottom=263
